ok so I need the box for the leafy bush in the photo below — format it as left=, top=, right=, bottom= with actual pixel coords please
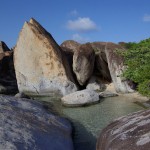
left=122, top=38, right=150, bottom=97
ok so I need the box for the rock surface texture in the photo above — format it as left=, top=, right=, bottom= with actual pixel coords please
left=90, top=42, right=111, bottom=82
left=98, top=91, right=118, bottom=98
left=0, top=95, right=74, bottom=150
left=0, top=41, right=18, bottom=94
left=60, top=40, right=80, bottom=53
left=96, top=109, right=150, bottom=150
left=61, top=89, right=100, bottom=107
left=86, top=76, right=105, bottom=91
left=60, top=40, right=81, bottom=86
left=95, top=52, right=111, bottom=82
left=105, top=42, right=134, bottom=93
left=73, top=43, right=95, bottom=86
left=14, top=18, right=77, bottom=96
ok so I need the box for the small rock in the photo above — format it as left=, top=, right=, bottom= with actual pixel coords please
left=98, top=91, right=118, bottom=98
left=61, top=89, right=100, bottom=107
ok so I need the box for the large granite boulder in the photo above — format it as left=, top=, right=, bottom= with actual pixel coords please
left=96, top=109, right=150, bottom=150
left=60, top=40, right=80, bottom=53
left=73, top=43, right=95, bottom=86
left=105, top=42, right=134, bottom=93
left=90, top=42, right=106, bottom=54
left=0, top=95, right=74, bottom=150
left=14, top=18, right=77, bottom=96
left=95, top=52, right=111, bottom=82
left=0, top=41, right=18, bottom=94
left=60, top=41, right=81, bottom=86
left=61, top=89, right=100, bottom=107
left=90, top=42, right=111, bottom=82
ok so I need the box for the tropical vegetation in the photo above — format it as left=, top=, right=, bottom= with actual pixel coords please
left=121, top=38, right=150, bottom=97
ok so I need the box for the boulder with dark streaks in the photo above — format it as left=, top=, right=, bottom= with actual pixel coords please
left=0, top=95, right=74, bottom=150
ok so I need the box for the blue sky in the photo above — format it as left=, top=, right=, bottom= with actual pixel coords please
left=0, top=0, right=150, bottom=48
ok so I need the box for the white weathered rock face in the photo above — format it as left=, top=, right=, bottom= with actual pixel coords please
left=61, top=89, right=100, bottom=107
left=105, top=42, right=134, bottom=93
left=14, top=18, right=77, bottom=96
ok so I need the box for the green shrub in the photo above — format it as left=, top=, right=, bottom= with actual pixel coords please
left=122, top=38, right=150, bottom=97
left=138, top=80, right=150, bottom=97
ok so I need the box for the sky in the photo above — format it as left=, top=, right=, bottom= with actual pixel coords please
left=0, top=0, right=150, bottom=48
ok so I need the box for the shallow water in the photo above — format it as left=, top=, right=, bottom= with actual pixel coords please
left=34, top=96, right=145, bottom=150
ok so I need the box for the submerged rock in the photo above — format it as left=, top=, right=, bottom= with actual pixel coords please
left=96, top=109, right=150, bottom=150
left=14, top=18, right=77, bottom=96
left=61, top=89, right=100, bottom=107
left=73, top=43, right=95, bottom=86
left=0, top=95, right=74, bottom=150
left=105, top=42, right=134, bottom=93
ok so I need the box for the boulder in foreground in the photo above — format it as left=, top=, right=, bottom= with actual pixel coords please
left=61, top=89, right=100, bottom=107
left=0, top=95, right=74, bottom=150
left=14, top=18, right=77, bottom=96
left=97, top=109, right=150, bottom=150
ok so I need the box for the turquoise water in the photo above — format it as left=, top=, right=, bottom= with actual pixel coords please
left=34, top=96, right=145, bottom=150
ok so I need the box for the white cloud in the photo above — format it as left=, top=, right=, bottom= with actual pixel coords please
left=143, top=14, right=150, bottom=22
left=70, top=10, right=78, bottom=16
left=72, top=33, right=89, bottom=43
left=67, top=17, right=97, bottom=32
